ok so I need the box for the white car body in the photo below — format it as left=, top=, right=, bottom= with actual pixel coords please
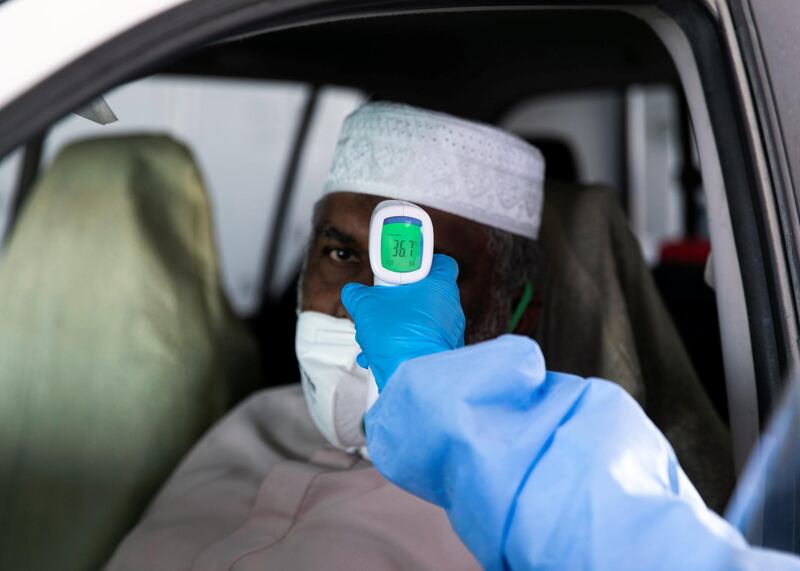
left=0, top=0, right=185, bottom=109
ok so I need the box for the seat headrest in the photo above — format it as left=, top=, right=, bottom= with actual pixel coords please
left=0, top=134, right=259, bottom=570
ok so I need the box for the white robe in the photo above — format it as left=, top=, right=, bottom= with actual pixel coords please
left=105, top=384, right=479, bottom=570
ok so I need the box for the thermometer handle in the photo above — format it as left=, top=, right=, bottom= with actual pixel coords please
left=373, top=277, right=396, bottom=287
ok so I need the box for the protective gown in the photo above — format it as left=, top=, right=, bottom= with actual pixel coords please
left=341, top=255, right=800, bottom=571
left=362, top=336, right=800, bottom=571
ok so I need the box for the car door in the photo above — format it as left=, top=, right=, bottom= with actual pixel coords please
left=721, top=0, right=800, bottom=552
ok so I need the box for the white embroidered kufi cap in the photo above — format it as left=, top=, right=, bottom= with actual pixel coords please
left=324, top=102, right=545, bottom=239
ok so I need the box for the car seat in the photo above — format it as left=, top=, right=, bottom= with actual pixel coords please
left=535, top=181, right=736, bottom=511
left=653, top=242, right=728, bottom=423
left=0, top=135, right=260, bottom=571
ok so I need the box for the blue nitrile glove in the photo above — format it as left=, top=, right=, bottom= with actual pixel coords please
left=341, top=253, right=465, bottom=391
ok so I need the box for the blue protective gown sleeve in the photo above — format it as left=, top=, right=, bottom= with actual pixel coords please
left=363, top=335, right=800, bottom=571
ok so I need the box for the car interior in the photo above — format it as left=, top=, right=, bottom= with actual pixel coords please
left=0, top=6, right=757, bottom=570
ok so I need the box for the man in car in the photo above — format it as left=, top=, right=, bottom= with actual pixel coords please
left=106, top=102, right=726, bottom=570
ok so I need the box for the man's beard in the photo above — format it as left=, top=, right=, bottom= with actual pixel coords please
left=464, top=305, right=507, bottom=345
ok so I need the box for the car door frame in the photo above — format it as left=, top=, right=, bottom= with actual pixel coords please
left=724, top=0, right=800, bottom=410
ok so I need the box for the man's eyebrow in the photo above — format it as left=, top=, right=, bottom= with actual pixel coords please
left=319, top=225, right=357, bottom=245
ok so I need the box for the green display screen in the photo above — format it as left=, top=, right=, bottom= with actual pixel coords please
left=381, top=216, right=423, bottom=273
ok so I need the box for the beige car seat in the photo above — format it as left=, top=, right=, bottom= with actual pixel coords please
left=0, top=135, right=260, bottom=571
left=535, top=181, right=735, bottom=512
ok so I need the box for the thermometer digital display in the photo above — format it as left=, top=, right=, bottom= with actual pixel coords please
left=380, top=216, right=423, bottom=273
left=369, top=200, right=434, bottom=286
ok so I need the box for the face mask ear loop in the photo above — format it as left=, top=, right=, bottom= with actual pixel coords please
left=508, top=280, right=534, bottom=333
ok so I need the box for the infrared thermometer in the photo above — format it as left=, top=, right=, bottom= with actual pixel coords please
left=368, top=200, right=434, bottom=286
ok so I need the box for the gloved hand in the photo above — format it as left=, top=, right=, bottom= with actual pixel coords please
left=341, top=253, right=465, bottom=391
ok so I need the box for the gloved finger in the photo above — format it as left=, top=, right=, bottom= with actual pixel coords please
left=428, top=254, right=460, bottom=283
left=356, top=352, right=370, bottom=369
left=341, top=282, right=369, bottom=316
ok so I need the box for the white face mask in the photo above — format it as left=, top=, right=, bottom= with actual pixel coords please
left=295, top=311, right=379, bottom=455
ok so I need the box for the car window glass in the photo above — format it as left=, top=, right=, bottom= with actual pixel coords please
left=41, top=76, right=309, bottom=315
left=727, top=371, right=800, bottom=554
left=268, top=86, right=365, bottom=299
left=503, top=86, right=726, bottom=424
left=503, top=89, right=625, bottom=193
left=625, top=85, right=707, bottom=261
left=502, top=85, right=703, bottom=264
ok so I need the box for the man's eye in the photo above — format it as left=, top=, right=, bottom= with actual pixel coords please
left=326, top=248, right=359, bottom=263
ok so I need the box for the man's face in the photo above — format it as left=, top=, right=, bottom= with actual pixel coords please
left=301, top=192, right=501, bottom=340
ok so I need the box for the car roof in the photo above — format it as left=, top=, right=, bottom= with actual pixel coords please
left=165, top=10, right=678, bottom=122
